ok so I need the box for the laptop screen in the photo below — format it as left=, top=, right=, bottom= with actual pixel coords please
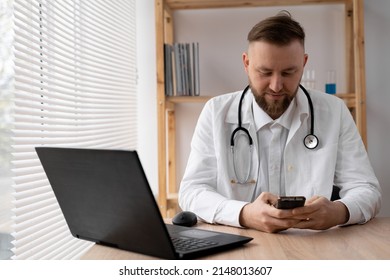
left=36, top=147, right=177, bottom=259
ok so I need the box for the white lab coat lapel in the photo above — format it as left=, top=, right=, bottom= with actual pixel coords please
left=286, top=88, right=310, bottom=146
left=284, top=88, right=312, bottom=196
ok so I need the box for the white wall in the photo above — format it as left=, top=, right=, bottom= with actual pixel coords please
left=137, top=0, right=390, bottom=217
left=365, top=0, right=390, bottom=217
left=136, top=0, right=158, bottom=193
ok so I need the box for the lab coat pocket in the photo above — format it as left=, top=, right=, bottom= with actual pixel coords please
left=228, top=180, right=257, bottom=201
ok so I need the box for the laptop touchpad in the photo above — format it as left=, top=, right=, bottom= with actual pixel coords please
left=178, top=229, right=220, bottom=239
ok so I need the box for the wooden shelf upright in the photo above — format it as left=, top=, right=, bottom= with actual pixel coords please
left=155, top=0, right=367, bottom=218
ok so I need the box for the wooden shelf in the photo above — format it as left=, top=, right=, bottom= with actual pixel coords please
left=156, top=0, right=367, bottom=218
left=168, top=94, right=355, bottom=107
left=336, top=93, right=356, bottom=109
left=167, top=95, right=212, bottom=103
left=165, top=0, right=349, bottom=10
left=166, top=93, right=355, bottom=105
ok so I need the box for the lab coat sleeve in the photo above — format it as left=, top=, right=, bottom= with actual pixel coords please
left=334, top=100, right=382, bottom=225
left=178, top=97, right=248, bottom=227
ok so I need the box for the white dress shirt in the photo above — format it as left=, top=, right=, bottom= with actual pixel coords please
left=252, top=96, right=296, bottom=198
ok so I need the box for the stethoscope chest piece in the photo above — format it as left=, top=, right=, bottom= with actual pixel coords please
left=304, top=134, right=319, bottom=149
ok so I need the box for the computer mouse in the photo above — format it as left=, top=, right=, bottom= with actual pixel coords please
left=172, top=211, right=198, bottom=227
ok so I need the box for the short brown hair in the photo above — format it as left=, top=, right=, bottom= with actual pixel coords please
left=247, top=11, right=305, bottom=46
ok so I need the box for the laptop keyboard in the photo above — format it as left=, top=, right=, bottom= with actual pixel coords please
left=171, top=236, right=218, bottom=252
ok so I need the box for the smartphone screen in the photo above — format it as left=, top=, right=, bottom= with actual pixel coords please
left=274, top=196, right=306, bottom=209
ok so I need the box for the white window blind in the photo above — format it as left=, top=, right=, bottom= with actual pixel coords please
left=12, top=0, right=137, bottom=259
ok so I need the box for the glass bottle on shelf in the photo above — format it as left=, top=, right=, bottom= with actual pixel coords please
left=301, top=69, right=316, bottom=89
left=325, top=70, right=337, bottom=94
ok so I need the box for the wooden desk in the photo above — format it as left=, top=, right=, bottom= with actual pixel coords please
left=81, top=217, right=390, bottom=260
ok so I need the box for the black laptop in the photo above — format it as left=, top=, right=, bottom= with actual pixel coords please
left=35, top=147, right=252, bottom=259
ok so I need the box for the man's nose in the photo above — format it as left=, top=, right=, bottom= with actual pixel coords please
left=269, top=75, right=283, bottom=93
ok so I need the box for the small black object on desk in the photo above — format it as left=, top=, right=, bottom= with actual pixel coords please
left=172, top=211, right=198, bottom=227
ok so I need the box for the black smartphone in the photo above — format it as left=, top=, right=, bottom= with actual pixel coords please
left=274, top=196, right=306, bottom=209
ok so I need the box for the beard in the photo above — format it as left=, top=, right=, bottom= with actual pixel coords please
left=251, top=84, right=296, bottom=119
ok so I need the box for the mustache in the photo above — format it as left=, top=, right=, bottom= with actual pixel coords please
left=265, top=91, right=288, bottom=95
left=248, top=85, right=289, bottom=95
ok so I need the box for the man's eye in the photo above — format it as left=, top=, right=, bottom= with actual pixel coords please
left=282, top=71, right=295, bottom=76
left=259, top=71, right=272, bottom=76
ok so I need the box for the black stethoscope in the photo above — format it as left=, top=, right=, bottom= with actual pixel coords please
left=230, top=84, right=319, bottom=184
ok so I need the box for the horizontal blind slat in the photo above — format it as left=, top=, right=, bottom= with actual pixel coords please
left=13, top=211, right=65, bottom=248
left=15, top=59, right=134, bottom=91
left=14, top=59, right=135, bottom=87
left=13, top=203, right=59, bottom=224
left=14, top=84, right=135, bottom=103
left=13, top=6, right=135, bottom=68
left=13, top=114, right=136, bottom=127
left=13, top=197, right=57, bottom=217
left=13, top=33, right=134, bottom=74
left=13, top=42, right=135, bottom=80
left=13, top=105, right=136, bottom=117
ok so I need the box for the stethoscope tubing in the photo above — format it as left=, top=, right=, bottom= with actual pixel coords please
left=299, top=84, right=315, bottom=137
left=231, top=84, right=317, bottom=149
left=230, top=85, right=252, bottom=147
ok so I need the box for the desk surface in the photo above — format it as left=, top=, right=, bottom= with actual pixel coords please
left=81, top=217, right=390, bottom=260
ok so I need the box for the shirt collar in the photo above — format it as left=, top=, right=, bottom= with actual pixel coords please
left=252, top=94, right=297, bottom=131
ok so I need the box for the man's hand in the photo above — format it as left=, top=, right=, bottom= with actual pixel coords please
left=291, top=196, right=349, bottom=230
left=239, top=193, right=350, bottom=233
left=239, top=192, right=302, bottom=233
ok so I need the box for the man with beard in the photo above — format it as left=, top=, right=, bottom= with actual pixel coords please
left=178, top=11, right=381, bottom=233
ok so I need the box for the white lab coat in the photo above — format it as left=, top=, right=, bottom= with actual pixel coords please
left=179, top=88, right=381, bottom=227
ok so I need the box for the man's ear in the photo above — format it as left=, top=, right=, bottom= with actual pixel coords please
left=242, top=52, right=250, bottom=74
left=303, top=53, right=308, bottom=67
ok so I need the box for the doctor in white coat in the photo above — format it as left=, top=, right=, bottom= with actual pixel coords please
left=178, top=11, right=381, bottom=233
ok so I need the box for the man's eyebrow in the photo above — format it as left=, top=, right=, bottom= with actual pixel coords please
left=283, top=66, right=298, bottom=72
left=256, top=66, right=272, bottom=72
left=256, top=66, right=298, bottom=72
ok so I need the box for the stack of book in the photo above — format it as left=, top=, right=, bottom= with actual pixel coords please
left=164, top=42, right=200, bottom=96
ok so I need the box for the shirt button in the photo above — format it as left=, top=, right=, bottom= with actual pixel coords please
left=288, top=165, right=294, bottom=172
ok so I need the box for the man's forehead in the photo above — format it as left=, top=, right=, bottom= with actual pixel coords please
left=248, top=39, right=304, bottom=52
